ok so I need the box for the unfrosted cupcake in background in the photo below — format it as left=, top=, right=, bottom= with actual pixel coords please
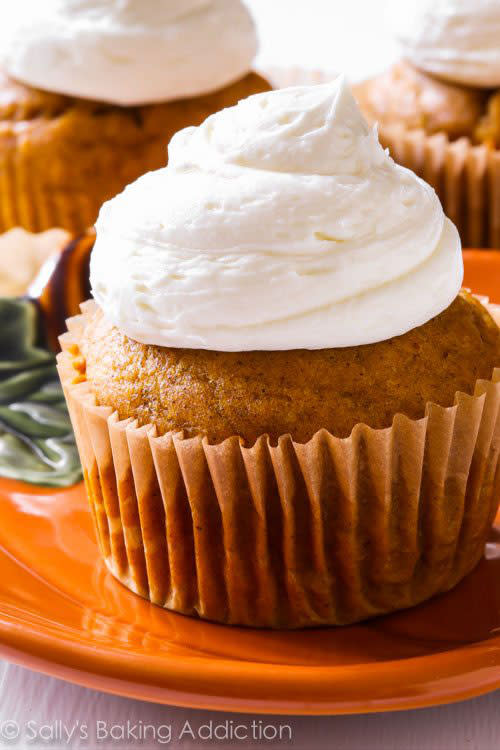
left=0, top=0, right=269, bottom=233
left=355, top=0, right=500, bottom=248
left=58, top=79, right=500, bottom=628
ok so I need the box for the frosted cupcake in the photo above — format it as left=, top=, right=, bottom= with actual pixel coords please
left=58, top=78, right=500, bottom=628
left=355, top=0, right=500, bottom=247
left=0, top=0, right=269, bottom=233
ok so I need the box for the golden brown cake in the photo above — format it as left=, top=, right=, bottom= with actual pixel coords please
left=0, top=71, right=270, bottom=233
left=79, top=291, right=500, bottom=444
left=475, top=92, right=500, bottom=147
left=354, top=62, right=487, bottom=142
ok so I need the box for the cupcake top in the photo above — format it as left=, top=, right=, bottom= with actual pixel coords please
left=388, top=0, right=500, bottom=88
left=90, top=76, right=463, bottom=351
left=0, top=0, right=257, bottom=105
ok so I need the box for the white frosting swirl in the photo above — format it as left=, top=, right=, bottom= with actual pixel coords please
left=0, top=0, right=257, bottom=105
left=90, top=77, right=463, bottom=351
left=389, top=0, right=500, bottom=88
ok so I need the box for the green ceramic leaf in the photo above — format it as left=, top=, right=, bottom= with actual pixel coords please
left=0, top=299, right=82, bottom=487
left=0, top=300, right=53, bottom=373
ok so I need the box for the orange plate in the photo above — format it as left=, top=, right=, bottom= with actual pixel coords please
left=0, top=250, right=499, bottom=716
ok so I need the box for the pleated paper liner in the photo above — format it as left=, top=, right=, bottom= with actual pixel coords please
left=377, top=125, right=500, bottom=249
left=0, top=128, right=169, bottom=236
left=57, top=301, right=500, bottom=629
left=0, top=147, right=109, bottom=235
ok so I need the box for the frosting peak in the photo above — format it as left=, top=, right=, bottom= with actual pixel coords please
left=171, top=77, right=386, bottom=177
left=389, top=0, right=500, bottom=88
left=90, top=77, right=463, bottom=351
left=0, top=0, right=257, bottom=105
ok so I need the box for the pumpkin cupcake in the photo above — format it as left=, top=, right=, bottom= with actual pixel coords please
left=355, top=0, right=500, bottom=247
left=0, top=0, right=269, bottom=233
left=58, top=79, right=500, bottom=628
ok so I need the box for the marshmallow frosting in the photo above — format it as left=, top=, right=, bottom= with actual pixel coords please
left=0, top=0, right=257, bottom=105
left=389, top=0, right=500, bottom=88
left=90, top=77, right=463, bottom=351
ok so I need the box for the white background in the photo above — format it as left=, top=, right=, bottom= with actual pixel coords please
left=0, top=2, right=498, bottom=749
left=250, top=0, right=399, bottom=81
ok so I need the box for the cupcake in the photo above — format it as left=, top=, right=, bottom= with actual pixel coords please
left=58, top=78, right=500, bottom=628
left=0, top=0, right=269, bottom=234
left=354, top=0, right=500, bottom=248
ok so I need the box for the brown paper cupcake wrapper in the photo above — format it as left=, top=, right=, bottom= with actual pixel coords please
left=0, top=147, right=106, bottom=235
left=57, top=301, right=500, bottom=628
left=378, top=125, right=500, bottom=249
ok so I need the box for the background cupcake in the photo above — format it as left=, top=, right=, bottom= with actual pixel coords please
left=58, top=79, right=500, bottom=628
left=0, top=0, right=269, bottom=233
left=354, top=0, right=500, bottom=248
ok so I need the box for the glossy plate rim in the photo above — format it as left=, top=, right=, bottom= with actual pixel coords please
left=0, top=632, right=499, bottom=715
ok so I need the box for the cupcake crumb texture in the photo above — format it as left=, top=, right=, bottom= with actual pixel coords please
left=79, top=291, right=500, bottom=444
